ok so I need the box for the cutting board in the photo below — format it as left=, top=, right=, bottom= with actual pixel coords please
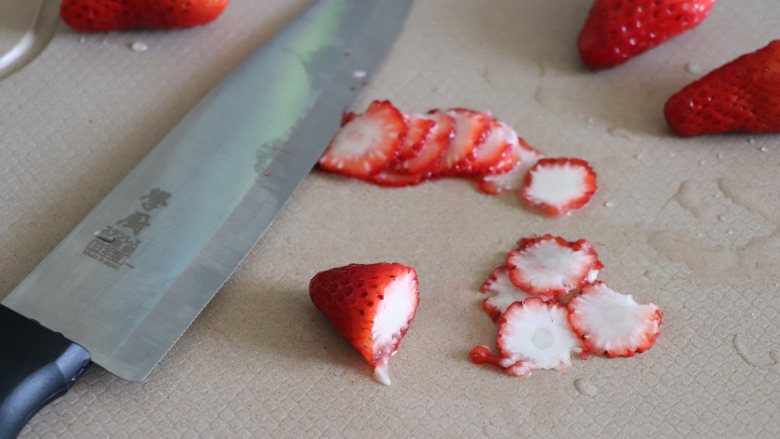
left=2, top=0, right=779, bottom=437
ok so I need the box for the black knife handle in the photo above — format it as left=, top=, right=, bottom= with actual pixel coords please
left=0, top=304, right=91, bottom=439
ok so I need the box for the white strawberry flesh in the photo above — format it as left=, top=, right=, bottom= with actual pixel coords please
left=370, top=270, right=418, bottom=385
left=520, top=157, right=597, bottom=216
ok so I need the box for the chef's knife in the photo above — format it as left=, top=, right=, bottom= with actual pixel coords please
left=0, top=0, right=412, bottom=436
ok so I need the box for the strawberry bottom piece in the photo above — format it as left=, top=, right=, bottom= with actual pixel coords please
left=567, top=282, right=662, bottom=358
left=309, top=263, right=420, bottom=385
left=471, top=298, right=582, bottom=376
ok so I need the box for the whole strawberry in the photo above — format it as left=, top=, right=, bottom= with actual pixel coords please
left=578, top=0, right=716, bottom=69
left=309, top=263, right=420, bottom=385
left=60, top=0, right=230, bottom=32
left=665, top=40, right=780, bottom=136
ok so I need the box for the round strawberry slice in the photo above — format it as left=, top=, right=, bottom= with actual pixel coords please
left=396, top=111, right=455, bottom=177
left=430, top=108, right=491, bottom=176
left=506, top=235, right=603, bottom=297
left=398, top=113, right=436, bottom=161
left=480, top=266, right=543, bottom=323
left=461, top=121, right=518, bottom=176
left=319, top=100, right=406, bottom=179
left=567, top=281, right=663, bottom=358
left=476, top=137, right=545, bottom=195
left=309, top=263, right=420, bottom=385
left=520, top=157, right=597, bottom=216
left=470, top=298, right=582, bottom=376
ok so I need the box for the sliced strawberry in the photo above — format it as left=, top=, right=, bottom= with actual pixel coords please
left=476, top=137, right=545, bottom=195
left=461, top=121, right=519, bottom=176
left=506, top=235, right=603, bottom=298
left=367, top=167, right=428, bottom=188
left=430, top=109, right=491, bottom=176
left=309, top=263, right=420, bottom=385
left=567, top=281, right=662, bottom=358
left=319, top=100, right=406, bottom=179
left=396, top=111, right=455, bottom=177
left=520, top=157, right=597, bottom=216
left=398, top=114, right=436, bottom=161
left=480, top=266, right=541, bottom=322
left=470, top=298, right=582, bottom=376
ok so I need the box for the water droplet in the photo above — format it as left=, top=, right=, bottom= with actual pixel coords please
left=79, top=35, right=86, bottom=44
left=716, top=153, right=724, bottom=160
left=574, top=378, right=598, bottom=396
left=748, top=137, right=756, bottom=145
left=634, top=153, right=643, bottom=160
left=717, top=214, right=726, bottom=222
left=604, top=201, right=615, bottom=208
left=727, top=229, right=734, bottom=235
left=698, top=159, right=705, bottom=167
left=685, top=63, right=703, bottom=75
left=607, top=127, right=635, bottom=141
left=130, top=41, right=148, bottom=52
left=352, top=70, right=367, bottom=79
left=760, top=146, right=769, bottom=152
left=586, top=117, right=595, bottom=124
left=697, top=232, right=704, bottom=238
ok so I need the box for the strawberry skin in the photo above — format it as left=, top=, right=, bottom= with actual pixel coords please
left=665, top=40, right=780, bottom=136
left=61, top=0, right=230, bottom=32
left=578, top=0, right=716, bottom=69
left=309, top=263, right=420, bottom=385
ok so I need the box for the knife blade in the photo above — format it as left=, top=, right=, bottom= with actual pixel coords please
left=0, top=0, right=412, bottom=436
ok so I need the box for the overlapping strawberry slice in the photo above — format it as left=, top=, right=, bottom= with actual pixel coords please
left=471, top=235, right=663, bottom=377
left=319, top=100, right=597, bottom=216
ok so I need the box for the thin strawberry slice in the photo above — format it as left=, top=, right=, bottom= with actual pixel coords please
left=567, top=281, right=663, bottom=358
left=476, top=137, right=545, bottom=195
left=520, top=157, right=597, bottom=216
left=480, top=266, right=544, bottom=322
left=398, top=114, right=436, bottom=161
left=506, top=235, right=603, bottom=297
left=470, top=298, right=582, bottom=376
left=462, top=121, right=518, bottom=176
left=396, top=111, right=455, bottom=177
left=319, top=100, right=406, bottom=179
left=430, top=109, right=491, bottom=176
left=310, top=263, right=420, bottom=385
left=368, top=167, right=428, bottom=188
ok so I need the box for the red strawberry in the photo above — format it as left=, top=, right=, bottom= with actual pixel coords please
left=506, top=235, right=603, bottom=298
left=665, top=40, right=780, bottom=136
left=309, top=263, right=420, bottom=385
left=430, top=109, right=491, bottom=176
left=520, top=157, right=597, bottom=217
left=60, top=0, right=230, bottom=32
left=396, top=111, right=455, bottom=177
left=567, top=281, right=663, bottom=358
left=367, top=168, right=428, bottom=188
left=578, top=0, right=716, bottom=69
left=319, top=100, right=407, bottom=180
left=470, top=298, right=582, bottom=376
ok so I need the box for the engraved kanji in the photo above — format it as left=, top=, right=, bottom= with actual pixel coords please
left=141, top=188, right=171, bottom=211
left=83, top=226, right=140, bottom=269
left=116, top=212, right=151, bottom=236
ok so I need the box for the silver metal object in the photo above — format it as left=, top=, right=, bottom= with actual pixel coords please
left=3, top=0, right=413, bottom=381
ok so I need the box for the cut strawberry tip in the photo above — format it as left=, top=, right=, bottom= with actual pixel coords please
left=520, top=157, right=597, bottom=216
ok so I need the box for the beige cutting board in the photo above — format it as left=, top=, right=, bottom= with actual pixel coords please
left=2, top=0, right=779, bottom=437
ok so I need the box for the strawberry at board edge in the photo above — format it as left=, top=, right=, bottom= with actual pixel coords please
left=61, top=0, right=231, bottom=32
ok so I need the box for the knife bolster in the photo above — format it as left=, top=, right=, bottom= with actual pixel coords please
left=0, top=305, right=91, bottom=439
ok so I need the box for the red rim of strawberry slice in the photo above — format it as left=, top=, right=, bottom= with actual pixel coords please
left=520, top=157, right=597, bottom=216
left=505, top=235, right=603, bottom=297
left=395, top=111, right=455, bottom=177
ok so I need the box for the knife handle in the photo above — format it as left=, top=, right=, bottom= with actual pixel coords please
left=0, top=305, right=91, bottom=439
